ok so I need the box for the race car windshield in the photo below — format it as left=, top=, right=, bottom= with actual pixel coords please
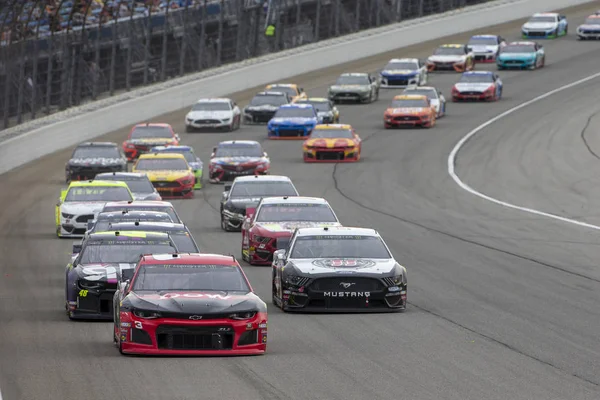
left=390, top=99, right=429, bottom=108
left=459, top=74, right=494, bottom=83
left=584, top=18, right=600, bottom=25
left=132, top=264, right=250, bottom=292
left=65, top=187, right=132, bottom=202
left=96, top=176, right=155, bottom=193
left=310, top=129, right=353, bottom=139
left=157, top=150, right=196, bottom=163
left=72, top=146, right=121, bottom=159
left=79, top=240, right=177, bottom=264
left=468, top=37, right=498, bottom=45
left=135, top=158, right=189, bottom=171
left=102, top=206, right=180, bottom=222
left=528, top=16, right=556, bottom=23
left=130, top=126, right=172, bottom=139
left=501, top=45, right=535, bottom=53
left=230, top=181, right=298, bottom=197
left=273, top=107, right=315, bottom=119
left=192, top=102, right=230, bottom=111
left=256, top=203, right=337, bottom=222
left=268, top=86, right=296, bottom=96
left=434, top=47, right=465, bottom=55
left=335, top=76, right=369, bottom=85
left=215, top=145, right=263, bottom=158
left=250, top=95, right=288, bottom=106
left=403, top=89, right=435, bottom=99
left=300, top=101, right=331, bottom=112
left=290, top=235, right=392, bottom=259
left=383, top=61, right=418, bottom=70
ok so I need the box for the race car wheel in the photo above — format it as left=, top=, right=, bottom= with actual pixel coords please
left=185, top=125, right=194, bottom=133
left=221, top=215, right=234, bottom=232
left=541, top=56, right=546, bottom=68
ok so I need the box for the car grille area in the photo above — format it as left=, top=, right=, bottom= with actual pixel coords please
left=310, top=277, right=384, bottom=292
left=156, top=325, right=234, bottom=350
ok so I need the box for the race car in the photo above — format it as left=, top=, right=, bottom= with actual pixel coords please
left=426, top=44, right=474, bottom=72
left=267, top=104, right=319, bottom=140
left=401, top=86, right=446, bottom=118
left=65, top=231, right=178, bottom=320
left=56, top=180, right=133, bottom=238
left=496, top=41, right=545, bottom=70
left=113, top=253, right=268, bottom=355
left=101, top=200, right=182, bottom=223
left=208, top=140, right=270, bottom=183
left=265, top=83, right=307, bottom=102
left=577, top=14, right=600, bottom=39
left=328, top=73, right=380, bottom=104
left=521, top=13, right=568, bottom=39
left=241, top=196, right=342, bottom=265
left=383, top=95, right=437, bottom=129
left=466, top=35, right=507, bottom=62
left=302, top=124, right=362, bottom=162
left=122, top=123, right=180, bottom=162
left=295, top=98, right=340, bottom=123
left=184, top=98, right=241, bottom=132
left=65, top=142, right=127, bottom=183
left=221, top=175, right=299, bottom=232
left=85, top=210, right=174, bottom=236
left=132, top=153, right=195, bottom=199
left=243, top=91, right=291, bottom=124
left=379, top=58, right=428, bottom=88
left=150, top=145, right=203, bottom=189
left=451, top=71, right=503, bottom=102
left=95, top=172, right=162, bottom=201
left=271, top=226, right=407, bottom=312
left=94, top=221, right=200, bottom=252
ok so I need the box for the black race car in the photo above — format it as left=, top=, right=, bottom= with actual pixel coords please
left=242, top=91, right=291, bottom=124
left=65, top=142, right=127, bottom=183
left=272, top=226, right=407, bottom=313
left=220, top=175, right=299, bottom=232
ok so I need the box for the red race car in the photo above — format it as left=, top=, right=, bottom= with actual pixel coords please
left=113, top=253, right=268, bottom=356
left=122, top=123, right=180, bottom=162
left=241, top=196, right=342, bottom=265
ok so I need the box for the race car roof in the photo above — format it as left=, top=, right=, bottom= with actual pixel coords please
left=103, top=200, right=174, bottom=207
left=266, top=83, right=297, bottom=88
left=90, top=230, right=170, bottom=239
left=95, top=172, right=148, bottom=179
left=150, top=145, right=193, bottom=151
left=194, top=98, right=230, bottom=103
left=76, top=141, right=118, bottom=147
left=140, top=253, right=238, bottom=265
left=439, top=44, right=464, bottom=48
left=279, top=103, right=313, bottom=109
left=233, top=175, right=292, bottom=182
left=138, top=152, right=186, bottom=160
left=299, top=97, right=329, bottom=102
left=133, top=122, right=172, bottom=128
left=314, top=124, right=352, bottom=130
left=392, top=94, right=428, bottom=100
left=256, top=91, right=287, bottom=96
left=295, top=226, right=379, bottom=237
left=95, top=210, right=172, bottom=220
left=68, top=180, right=129, bottom=189
left=403, top=86, right=436, bottom=91
left=463, top=71, right=494, bottom=75
left=508, top=41, right=537, bottom=46
left=532, top=12, right=558, bottom=17
left=218, top=140, right=260, bottom=146
left=261, top=196, right=329, bottom=205
left=388, top=58, right=418, bottom=63
left=470, top=34, right=498, bottom=38
left=587, top=14, right=600, bottom=19
left=340, top=73, right=368, bottom=76
left=104, top=221, right=186, bottom=231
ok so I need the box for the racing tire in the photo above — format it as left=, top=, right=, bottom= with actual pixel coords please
left=227, top=122, right=235, bottom=132
left=541, top=56, right=545, bottom=68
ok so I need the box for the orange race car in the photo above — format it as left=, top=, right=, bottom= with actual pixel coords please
left=264, top=83, right=307, bottom=102
left=302, top=124, right=362, bottom=162
left=383, top=95, right=436, bottom=129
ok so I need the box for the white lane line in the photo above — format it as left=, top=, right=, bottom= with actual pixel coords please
left=448, top=70, right=600, bottom=231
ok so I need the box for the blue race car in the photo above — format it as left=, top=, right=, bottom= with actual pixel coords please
left=149, top=145, right=204, bottom=189
left=496, top=41, right=545, bottom=70
left=267, top=103, right=320, bottom=140
left=521, top=13, right=568, bottom=39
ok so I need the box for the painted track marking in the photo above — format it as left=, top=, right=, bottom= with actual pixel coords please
left=448, top=70, right=600, bottom=231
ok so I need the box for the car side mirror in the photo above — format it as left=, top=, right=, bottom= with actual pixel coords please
left=121, top=268, right=135, bottom=282
left=119, top=279, right=130, bottom=292
left=224, top=184, right=232, bottom=192
left=264, top=152, right=268, bottom=157
left=221, top=191, right=229, bottom=200
left=275, top=251, right=286, bottom=262
left=246, top=206, right=256, bottom=219
left=87, top=221, right=95, bottom=231
left=72, top=242, right=82, bottom=254
left=175, top=134, right=180, bottom=141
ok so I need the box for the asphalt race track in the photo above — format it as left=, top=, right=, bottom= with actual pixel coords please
left=1, top=3, right=600, bottom=399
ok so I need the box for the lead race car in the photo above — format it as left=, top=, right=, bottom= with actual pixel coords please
left=521, top=12, right=568, bottom=39
left=184, top=98, right=241, bottom=132
left=65, top=231, right=178, bottom=320
left=113, top=253, right=267, bottom=355
left=271, top=226, right=407, bottom=312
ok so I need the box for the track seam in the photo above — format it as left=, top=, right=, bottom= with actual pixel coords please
left=580, top=109, right=600, bottom=160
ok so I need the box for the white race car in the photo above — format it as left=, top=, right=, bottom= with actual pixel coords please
left=577, top=14, right=600, bottom=40
left=467, top=35, right=507, bottom=62
left=185, top=98, right=241, bottom=132
left=379, top=58, right=428, bottom=88
left=521, top=13, right=568, bottom=39
left=401, top=86, right=446, bottom=118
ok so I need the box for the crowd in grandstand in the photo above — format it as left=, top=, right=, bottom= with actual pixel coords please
left=1, top=0, right=203, bottom=42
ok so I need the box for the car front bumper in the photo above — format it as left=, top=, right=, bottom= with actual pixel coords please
left=303, top=148, right=359, bottom=162
left=151, top=181, right=194, bottom=199
left=268, top=126, right=313, bottom=140
left=328, top=92, right=371, bottom=102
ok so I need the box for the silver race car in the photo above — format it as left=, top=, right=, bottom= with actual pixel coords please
left=328, top=73, right=380, bottom=104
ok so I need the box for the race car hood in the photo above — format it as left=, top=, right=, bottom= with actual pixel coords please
left=210, top=156, right=266, bottom=166
left=254, top=221, right=341, bottom=235
left=380, top=69, right=418, bottom=76
left=245, top=105, right=279, bottom=112
left=385, top=107, right=429, bottom=115
left=497, top=52, right=535, bottom=60
left=522, top=22, right=557, bottom=30
left=469, top=45, right=499, bottom=53
left=578, top=24, right=600, bottom=30
left=304, top=138, right=357, bottom=148
left=61, top=202, right=107, bottom=216
left=288, top=258, right=397, bottom=275
left=186, top=110, right=233, bottom=120
left=427, top=55, right=465, bottom=63
left=75, top=262, right=137, bottom=284
left=126, top=138, right=175, bottom=145
left=143, top=170, right=191, bottom=181
left=453, top=83, right=494, bottom=92
left=269, top=117, right=316, bottom=126
left=127, top=291, right=264, bottom=314
left=329, top=85, right=370, bottom=92
left=67, top=157, right=125, bottom=167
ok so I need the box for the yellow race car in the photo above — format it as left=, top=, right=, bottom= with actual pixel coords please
left=264, top=83, right=307, bottom=102
left=132, top=153, right=195, bottom=199
left=302, top=124, right=362, bottom=162
left=295, top=97, right=340, bottom=123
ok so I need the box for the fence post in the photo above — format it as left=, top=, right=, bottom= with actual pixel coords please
left=419, top=0, right=424, bottom=17
left=334, top=0, right=340, bottom=36
left=296, top=0, right=301, bottom=24
left=375, top=0, right=381, bottom=26
left=180, top=1, right=190, bottom=76
left=314, top=0, right=321, bottom=41
left=355, top=0, right=360, bottom=30
left=31, top=22, right=41, bottom=120
left=235, top=0, right=244, bottom=61
left=252, top=5, right=260, bottom=57
left=161, top=1, right=171, bottom=81
left=396, top=0, right=402, bottom=21
left=126, top=10, right=134, bottom=91
left=198, top=0, right=206, bottom=69
left=143, top=6, right=151, bottom=85
left=109, top=19, right=117, bottom=95
left=217, top=0, right=225, bottom=66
